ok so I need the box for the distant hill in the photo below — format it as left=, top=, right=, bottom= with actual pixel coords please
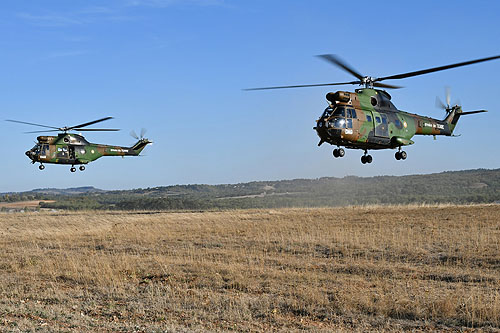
left=1, top=169, right=499, bottom=210
left=29, top=186, right=106, bottom=195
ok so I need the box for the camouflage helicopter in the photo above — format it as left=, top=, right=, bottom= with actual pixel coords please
left=7, top=117, right=152, bottom=172
left=246, top=54, right=499, bottom=164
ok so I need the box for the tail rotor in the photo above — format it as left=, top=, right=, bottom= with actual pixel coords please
left=129, top=128, right=152, bottom=154
left=435, top=86, right=456, bottom=116
left=130, top=128, right=147, bottom=140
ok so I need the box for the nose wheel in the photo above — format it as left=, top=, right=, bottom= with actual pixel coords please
left=79, top=165, right=85, bottom=171
left=395, top=148, right=407, bottom=161
left=39, top=164, right=45, bottom=170
left=70, top=166, right=76, bottom=172
left=333, top=148, right=345, bottom=158
left=361, top=150, right=373, bottom=164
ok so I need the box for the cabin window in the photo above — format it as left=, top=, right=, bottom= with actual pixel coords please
left=395, top=119, right=402, bottom=129
left=346, top=109, right=351, bottom=118
left=371, top=97, right=378, bottom=106
left=351, top=109, right=357, bottom=118
left=347, top=119, right=353, bottom=128
left=375, top=116, right=381, bottom=123
left=382, top=117, right=387, bottom=125
left=366, top=115, right=372, bottom=122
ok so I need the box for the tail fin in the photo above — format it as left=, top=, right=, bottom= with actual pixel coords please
left=129, top=138, right=152, bottom=155
left=444, top=106, right=487, bottom=134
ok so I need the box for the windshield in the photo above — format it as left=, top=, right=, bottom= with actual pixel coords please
left=332, top=107, right=345, bottom=117
left=322, top=107, right=334, bottom=118
left=331, top=117, right=346, bottom=128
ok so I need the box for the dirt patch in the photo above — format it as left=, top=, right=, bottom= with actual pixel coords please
left=0, top=200, right=55, bottom=209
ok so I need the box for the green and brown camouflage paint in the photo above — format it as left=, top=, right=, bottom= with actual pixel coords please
left=26, top=133, right=151, bottom=165
left=315, top=88, right=464, bottom=150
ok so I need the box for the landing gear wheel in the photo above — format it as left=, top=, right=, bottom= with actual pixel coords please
left=79, top=165, right=85, bottom=171
left=39, top=164, right=45, bottom=170
left=400, top=151, right=407, bottom=160
left=70, top=167, right=76, bottom=173
left=395, top=152, right=401, bottom=160
left=361, top=150, right=372, bottom=164
left=333, top=148, right=345, bottom=158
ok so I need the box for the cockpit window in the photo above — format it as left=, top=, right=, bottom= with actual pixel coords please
left=322, top=108, right=333, bottom=118
left=333, top=107, right=345, bottom=117
left=332, top=118, right=346, bottom=129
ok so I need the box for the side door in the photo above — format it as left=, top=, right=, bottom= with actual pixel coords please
left=40, top=144, right=49, bottom=159
left=345, top=107, right=359, bottom=138
left=68, top=146, right=75, bottom=162
left=374, top=113, right=389, bottom=137
left=56, top=145, right=69, bottom=160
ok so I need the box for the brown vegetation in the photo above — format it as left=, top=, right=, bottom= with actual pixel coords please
left=0, top=200, right=54, bottom=209
left=0, top=205, right=499, bottom=331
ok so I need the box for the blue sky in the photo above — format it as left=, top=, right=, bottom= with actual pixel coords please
left=1, top=0, right=499, bottom=192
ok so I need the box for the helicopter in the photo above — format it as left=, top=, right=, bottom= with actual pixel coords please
left=6, top=117, right=152, bottom=172
left=246, top=54, right=500, bottom=164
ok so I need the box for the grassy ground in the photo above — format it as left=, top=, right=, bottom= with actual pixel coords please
left=0, top=205, right=499, bottom=331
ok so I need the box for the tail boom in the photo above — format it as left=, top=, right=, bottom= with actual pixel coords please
left=99, top=139, right=152, bottom=157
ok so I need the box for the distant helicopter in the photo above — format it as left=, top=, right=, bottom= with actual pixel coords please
left=246, top=54, right=499, bottom=164
left=7, top=117, right=152, bottom=172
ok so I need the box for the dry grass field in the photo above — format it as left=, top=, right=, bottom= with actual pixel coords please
left=0, top=205, right=499, bottom=331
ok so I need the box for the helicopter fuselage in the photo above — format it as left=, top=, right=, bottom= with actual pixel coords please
left=314, top=88, right=455, bottom=152
left=26, top=133, right=150, bottom=167
left=247, top=53, right=494, bottom=164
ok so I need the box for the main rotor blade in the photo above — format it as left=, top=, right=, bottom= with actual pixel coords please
left=130, top=130, right=139, bottom=139
left=375, top=55, right=500, bottom=82
left=24, top=129, right=60, bottom=134
left=140, top=128, right=146, bottom=138
left=373, top=82, right=403, bottom=89
left=244, top=81, right=360, bottom=91
left=6, top=119, right=60, bottom=130
left=74, top=128, right=120, bottom=131
left=316, top=54, right=364, bottom=80
left=67, top=116, right=114, bottom=130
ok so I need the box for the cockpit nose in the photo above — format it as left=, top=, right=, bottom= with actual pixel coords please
left=25, top=150, right=35, bottom=160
